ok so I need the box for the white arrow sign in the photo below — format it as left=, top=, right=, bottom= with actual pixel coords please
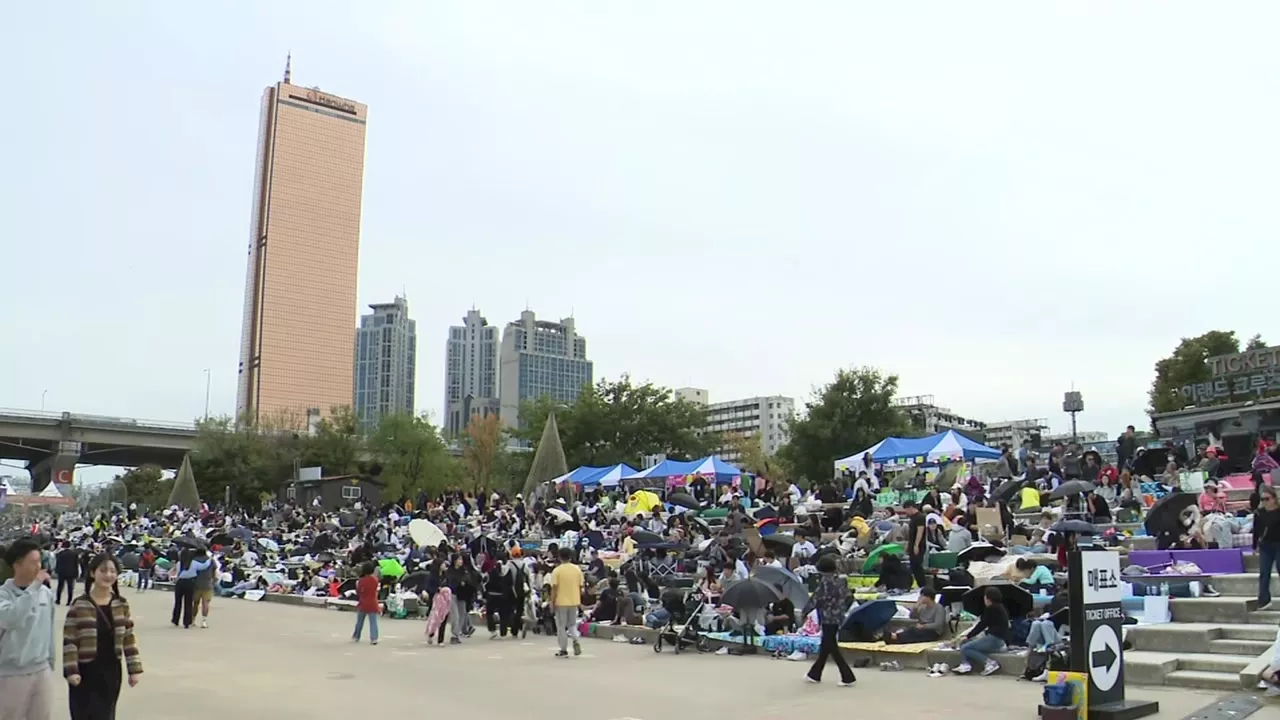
left=1088, top=623, right=1121, bottom=692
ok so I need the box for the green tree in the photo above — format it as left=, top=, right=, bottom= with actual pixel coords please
left=723, top=432, right=791, bottom=483
left=188, top=416, right=292, bottom=508
left=299, top=406, right=363, bottom=476
left=777, top=367, right=910, bottom=484
left=368, top=413, right=459, bottom=499
left=112, top=465, right=171, bottom=510
left=514, top=376, right=715, bottom=468
left=1148, top=331, right=1244, bottom=413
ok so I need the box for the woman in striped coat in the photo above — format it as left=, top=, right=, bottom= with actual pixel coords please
left=62, top=553, right=143, bottom=720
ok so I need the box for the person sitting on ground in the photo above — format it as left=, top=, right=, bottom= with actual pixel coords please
left=875, top=553, right=913, bottom=592
left=955, top=586, right=1010, bottom=676
left=764, top=595, right=797, bottom=635
left=1015, top=558, right=1055, bottom=594
left=886, top=587, right=948, bottom=644
left=591, top=576, right=619, bottom=624
left=947, top=516, right=974, bottom=553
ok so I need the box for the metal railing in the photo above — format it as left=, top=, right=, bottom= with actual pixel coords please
left=0, top=408, right=197, bottom=433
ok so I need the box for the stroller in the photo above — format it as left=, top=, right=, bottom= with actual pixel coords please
left=653, top=587, right=712, bottom=654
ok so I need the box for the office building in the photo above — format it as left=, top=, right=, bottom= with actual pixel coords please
left=353, top=296, right=417, bottom=431
left=499, top=311, right=593, bottom=430
left=236, top=58, right=369, bottom=427
left=893, top=395, right=987, bottom=440
left=984, top=418, right=1049, bottom=449
left=675, top=387, right=709, bottom=406
left=705, top=395, right=795, bottom=460
left=444, top=309, right=500, bottom=437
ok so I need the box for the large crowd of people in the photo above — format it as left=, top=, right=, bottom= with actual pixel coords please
left=1, top=432, right=1279, bottom=717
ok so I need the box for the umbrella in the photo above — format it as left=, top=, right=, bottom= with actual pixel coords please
left=841, top=599, right=898, bottom=633
left=377, top=558, right=406, bottom=579
left=753, top=506, right=778, bottom=521
left=631, top=530, right=665, bottom=545
left=962, top=583, right=1033, bottom=619
left=862, top=543, right=903, bottom=573
left=721, top=577, right=783, bottom=611
left=207, top=533, right=234, bottom=547
left=993, top=479, right=1024, bottom=503
left=408, top=519, right=446, bottom=548
left=120, top=552, right=140, bottom=571
left=546, top=508, right=573, bottom=524
left=667, top=492, right=700, bottom=511
left=690, top=517, right=713, bottom=536
left=1144, top=493, right=1199, bottom=538
left=753, top=565, right=810, bottom=609
left=172, top=536, right=207, bottom=550
left=1051, top=520, right=1097, bottom=535
left=957, top=542, right=1006, bottom=564
left=258, top=537, right=280, bottom=552
left=314, top=552, right=335, bottom=564
left=761, top=534, right=797, bottom=554
left=228, top=528, right=253, bottom=542
left=1048, top=480, right=1095, bottom=501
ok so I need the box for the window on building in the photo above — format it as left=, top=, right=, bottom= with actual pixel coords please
left=341, top=485, right=362, bottom=500
left=285, top=485, right=296, bottom=500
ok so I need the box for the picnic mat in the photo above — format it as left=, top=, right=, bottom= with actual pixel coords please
left=703, top=632, right=822, bottom=655
left=838, top=640, right=939, bottom=654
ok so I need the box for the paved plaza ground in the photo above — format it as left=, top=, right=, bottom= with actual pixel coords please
left=50, top=589, right=1278, bottom=720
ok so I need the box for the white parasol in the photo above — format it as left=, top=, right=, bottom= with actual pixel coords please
left=408, top=519, right=446, bottom=548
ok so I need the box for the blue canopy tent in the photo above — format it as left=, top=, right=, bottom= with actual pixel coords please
left=580, top=463, right=639, bottom=488
left=835, top=430, right=1001, bottom=472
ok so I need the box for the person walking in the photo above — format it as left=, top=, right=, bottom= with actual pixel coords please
left=170, top=550, right=211, bottom=629
left=192, top=554, right=217, bottom=629
left=351, top=563, right=379, bottom=646
left=0, top=537, right=58, bottom=719
left=135, top=546, right=155, bottom=594
left=1253, top=486, right=1280, bottom=610
left=548, top=546, right=584, bottom=658
left=445, top=554, right=475, bottom=644
left=63, top=554, right=142, bottom=720
left=54, top=542, right=81, bottom=606
left=803, top=554, right=856, bottom=686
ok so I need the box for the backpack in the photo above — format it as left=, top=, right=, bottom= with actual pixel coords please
left=1022, top=650, right=1049, bottom=680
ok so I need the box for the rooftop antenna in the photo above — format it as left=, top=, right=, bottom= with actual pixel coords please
left=283, top=52, right=292, bottom=84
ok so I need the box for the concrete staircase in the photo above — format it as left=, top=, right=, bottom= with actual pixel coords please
left=1124, top=560, right=1278, bottom=690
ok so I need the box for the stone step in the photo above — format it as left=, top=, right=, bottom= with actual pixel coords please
left=1247, top=610, right=1280, bottom=625
left=1222, top=624, right=1280, bottom=642
left=1164, top=669, right=1245, bottom=691
left=1177, top=652, right=1256, bottom=673
left=1246, top=553, right=1260, bottom=572
left=1208, top=638, right=1273, bottom=656
left=1127, top=624, right=1218, bottom=653
left=1123, top=651, right=1181, bottom=684
left=1204, top=573, right=1279, bottom=597
left=1171, top=597, right=1257, bottom=623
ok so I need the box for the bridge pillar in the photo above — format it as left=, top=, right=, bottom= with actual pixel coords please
left=27, top=443, right=81, bottom=492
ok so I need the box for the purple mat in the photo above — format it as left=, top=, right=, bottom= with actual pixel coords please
left=1128, top=548, right=1243, bottom=574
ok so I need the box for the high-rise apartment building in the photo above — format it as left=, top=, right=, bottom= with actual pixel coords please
left=704, top=395, right=795, bottom=461
left=353, top=296, right=417, bottom=432
left=236, top=59, right=368, bottom=427
left=498, top=311, right=593, bottom=430
left=444, top=309, right=500, bottom=437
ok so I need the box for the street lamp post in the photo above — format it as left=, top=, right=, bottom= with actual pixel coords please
left=40, top=390, right=47, bottom=412
left=203, top=369, right=211, bottom=419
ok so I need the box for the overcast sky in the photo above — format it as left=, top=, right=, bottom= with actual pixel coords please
left=2, top=3, right=1276, bottom=481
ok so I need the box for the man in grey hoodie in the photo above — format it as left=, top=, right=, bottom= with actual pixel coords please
left=0, top=538, right=57, bottom=720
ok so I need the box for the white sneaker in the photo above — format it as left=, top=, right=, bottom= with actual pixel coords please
left=981, top=660, right=1000, bottom=676
left=612, top=635, right=629, bottom=643
left=200, top=619, right=208, bottom=629
left=839, top=680, right=855, bottom=687
left=804, top=676, right=819, bottom=684
left=954, top=663, right=973, bottom=675
left=1032, top=670, right=1049, bottom=682
left=1266, top=686, right=1280, bottom=698
left=715, top=646, right=730, bottom=655
left=489, top=632, right=498, bottom=640
left=787, top=650, right=806, bottom=661
left=938, top=663, right=950, bottom=674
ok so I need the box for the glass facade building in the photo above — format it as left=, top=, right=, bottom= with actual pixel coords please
left=354, top=296, right=417, bottom=432
left=498, top=311, right=592, bottom=431
left=444, top=309, right=500, bottom=437
left=236, top=68, right=368, bottom=427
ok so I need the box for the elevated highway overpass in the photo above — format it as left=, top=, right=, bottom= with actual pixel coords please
left=0, top=409, right=197, bottom=490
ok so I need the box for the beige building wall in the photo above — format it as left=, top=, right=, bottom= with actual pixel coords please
left=236, top=81, right=368, bottom=427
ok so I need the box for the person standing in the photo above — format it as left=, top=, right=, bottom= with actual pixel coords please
left=63, top=554, right=142, bottom=720
left=351, top=563, right=379, bottom=645
left=548, top=546, right=583, bottom=658
left=192, top=554, right=217, bottom=629
left=1253, top=487, right=1280, bottom=611
left=904, top=502, right=928, bottom=590
left=171, top=550, right=211, bottom=629
left=803, top=554, right=855, bottom=686
left=136, top=546, right=155, bottom=594
left=0, top=538, right=57, bottom=719
left=54, top=543, right=81, bottom=606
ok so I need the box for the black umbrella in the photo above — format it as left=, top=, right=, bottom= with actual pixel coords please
left=120, top=552, right=140, bottom=571
left=314, top=552, right=335, bottom=564
left=690, top=517, right=713, bottom=536
left=208, top=533, right=234, bottom=547
left=957, top=543, right=1005, bottom=564
left=1145, top=493, right=1198, bottom=537
left=667, top=492, right=700, bottom=511
left=228, top=527, right=253, bottom=542
left=631, top=530, right=664, bottom=545
left=721, top=577, right=783, bottom=611
left=1051, top=520, right=1097, bottom=535
left=752, top=506, right=778, bottom=521
left=993, top=479, right=1024, bottom=503
left=172, top=536, right=208, bottom=550
left=962, top=583, right=1033, bottom=619
left=761, top=534, right=797, bottom=554
left=1048, top=480, right=1095, bottom=501
left=753, top=566, right=810, bottom=609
